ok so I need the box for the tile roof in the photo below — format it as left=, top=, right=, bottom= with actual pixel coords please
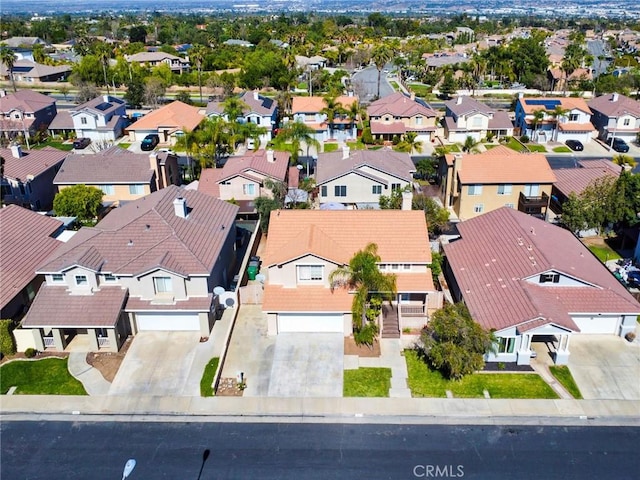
left=71, top=94, right=126, bottom=117
left=126, top=51, right=186, bottom=63
left=588, top=93, right=640, bottom=118
left=395, top=272, right=435, bottom=292
left=488, top=111, right=514, bottom=130
left=0, top=59, right=71, bottom=79
left=0, top=205, right=63, bottom=313
left=369, top=121, right=407, bottom=135
left=443, top=207, right=640, bottom=332
left=262, top=284, right=352, bottom=312
left=288, top=166, right=300, bottom=189
left=291, top=95, right=358, bottom=114
left=127, top=101, right=204, bottom=132
left=48, top=110, right=74, bottom=130
left=217, top=149, right=290, bottom=183
left=206, top=91, right=276, bottom=117
left=315, top=148, right=415, bottom=184
left=552, top=160, right=621, bottom=197
left=37, top=185, right=239, bottom=277
left=21, top=285, right=128, bottom=328
left=0, top=146, right=67, bottom=180
left=517, top=96, right=592, bottom=115
left=0, top=89, right=56, bottom=114
left=197, top=168, right=222, bottom=198
left=558, top=122, right=596, bottom=132
left=264, top=210, right=431, bottom=267
left=54, top=147, right=156, bottom=185
left=454, top=146, right=556, bottom=185
left=367, top=92, right=437, bottom=118
left=125, top=293, right=213, bottom=312
left=445, top=96, right=493, bottom=117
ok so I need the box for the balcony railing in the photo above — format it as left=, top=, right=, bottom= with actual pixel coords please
left=518, top=192, right=549, bottom=213
left=399, top=304, right=427, bottom=316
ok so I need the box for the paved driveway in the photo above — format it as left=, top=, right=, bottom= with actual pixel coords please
left=109, top=331, right=201, bottom=396
left=568, top=334, right=640, bottom=400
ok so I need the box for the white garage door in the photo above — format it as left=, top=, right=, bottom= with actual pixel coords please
left=277, top=313, right=343, bottom=333
left=572, top=315, right=620, bottom=334
left=136, top=312, right=200, bottom=331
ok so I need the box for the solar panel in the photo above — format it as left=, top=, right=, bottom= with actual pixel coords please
left=95, top=102, right=112, bottom=111
left=524, top=99, right=561, bottom=109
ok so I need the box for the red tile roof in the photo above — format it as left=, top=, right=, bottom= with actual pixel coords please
left=552, top=160, right=621, bottom=197
left=54, top=147, right=156, bottom=184
left=262, top=284, right=352, bottom=313
left=315, top=148, right=415, bottom=185
left=127, top=101, right=204, bottom=132
left=197, top=168, right=222, bottom=198
left=588, top=93, right=640, bottom=118
left=291, top=95, right=358, bottom=114
left=0, top=146, right=67, bottom=181
left=367, top=92, right=437, bottom=118
left=0, top=89, right=56, bottom=114
left=217, top=149, right=290, bottom=183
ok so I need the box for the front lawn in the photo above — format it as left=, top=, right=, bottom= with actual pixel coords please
left=32, top=139, right=74, bottom=151
left=549, top=366, right=583, bottom=399
left=527, top=144, right=548, bottom=153
left=0, top=358, right=87, bottom=395
left=505, top=137, right=527, bottom=152
left=344, top=367, right=391, bottom=397
left=323, top=142, right=339, bottom=153
left=407, top=84, right=431, bottom=97
left=553, top=146, right=572, bottom=153
left=201, top=357, right=220, bottom=397
left=585, top=242, right=622, bottom=263
left=405, top=350, right=558, bottom=399
left=346, top=140, right=367, bottom=151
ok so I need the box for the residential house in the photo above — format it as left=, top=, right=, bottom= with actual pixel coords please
left=223, top=39, right=254, bottom=48
left=206, top=91, right=278, bottom=144
left=0, top=89, right=57, bottom=142
left=0, top=205, right=65, bottom=321
left=443, top=95, right=514, bottom=143
left=262, top=210, right=441, bottom=336
left=367, top=92, right=438, bottom=144
left=54, top=146, right=181, bottom=207
left=514, top=94, right=595, bottom=144
left=0, top=59, right=71, bottom=83
left=69, top=94, right=128, bottom=142
left=547, top=67, right=593, bottom=93
left=291, top=94, right=359, bottom=143
left=1, top=37, right=46, bottom=62
left=439, top=146, right=556, bottom=221
left=550, top=160, right=622, bottom=215
left=20, top=185, right=239, bottom=352
left=588, top=92, right=640, bottom=144
left=295, top=55, right=327, bottom=70
left=1, top=144, right=67, bottom=210
left=315, top=146, right=416, bottom=209
left=197, top=149, right=290, bottom=214
left=124, top=51, right=190, bottom=74
left=421, top=52, right=470, bottom=71
left=443, top=207, right=640, bottom=365
left=126, top=101, right=205, bottom=145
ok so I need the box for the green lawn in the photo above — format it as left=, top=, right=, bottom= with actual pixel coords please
left=405, top=350, right=558, bottom=399
left=344, top=367, right=392, bottom=397
left=553, top=146, right=572, bottom=153
left=0, top=358, right=87, bottom=395
left=549, top=366, right=583, bottom=399
left=389, top=81, right=399, bottom=90
left=586, top=244, right=622, bottom=262
left=32, top=140, right=74, bottom=151
left=505, top=137, right=528, bottom=152
left=407, top=84, right=431, bottom=97
left=484, top=144, right=499, bottom=150
left=323, top=142, right=339, bottom=153
left=346, top=140, right=367, bottom=151
left=201, top=357, right=220, bottom=397
left=119, top=143, right=132, bottom=149
left=527, top=144, right=548, bottom=153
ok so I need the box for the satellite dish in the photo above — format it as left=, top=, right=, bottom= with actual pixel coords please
left=219, top=291, right=237, bottom=308
left=213, top=286, right=225, bottom=295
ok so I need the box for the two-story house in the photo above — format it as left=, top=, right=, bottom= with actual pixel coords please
left=315, top=146, right=415, bottom=209
left=197, top=149, right=290, bottom=214
left=262, top=210, right=441, bottom=337
left=367, top=92, right=438, bottom=144
left=0, top=89, right=57, bottom=143
left=443, top=207, right=640, bottom=365
left=126, top=101, right=205, bottom=145
left=588, top=92, right=640, bottom=144
left=439, top=146, right=557, bottom=221
left=443, top=96, right=514, bottom=143
left=54, top=146, right=181, bottom=207
left=206, top=91, right=278, bottom=145
left=1, top=144, right=67, bottom=210
left=125, top=52, right=190, bottom=74
left=290, top=95, right=358, bottom=143
left=20, top=186, right=239, bottom=352
left=69, top=95, right=128, bottom=142
left=514, top=94, right=595, bottom=144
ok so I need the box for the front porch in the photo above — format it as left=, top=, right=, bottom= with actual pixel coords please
left=14, top=326, right=124, bottom=353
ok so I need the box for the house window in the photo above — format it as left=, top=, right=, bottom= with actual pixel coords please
left=372, top=185, right=382, bottom=194
left=298, top=265, right=323, bottom=281
left=81, top=117, right=87, bottom=125
left=472, top=116, right=483, bottom=127
left=415, top=116, right=423, bottom=125
left=497, top=337, right=516, bottom=354
left=504, top=203, right=515, bottom=209
left=497, top=184, right=512, bottom=195
left=101, top=185, right=115, bottom=195
left=321, top=186, right=327, bottom=197
left=524, top=184, right=540, bottom=196
left=403, top=264, right=411, bottom=270
left=539, top=273, right=560, bottom=283
left=391, top=264, right=400, bottom=271
left=391, top=183, right=401, bottom=191
left=468, top=184, right=483, bottom=195
left=569, top=113, right=578, bottom=122
left=75, top=275, right=88, bottom=286
left=378, top=264, right=387, bottom=271
left=129, top=184, right=144, bottom=195
left=623, top=118, right=630, bottom=126
left=474, top=204, right=484, bottom=213
left=243, top=184, right=255, bottom=195
left=104, top=274, right=117, bottom=282
left=334, top=185, right=347, bottom=197
left=51, top=274, right=64, bottom=283
left=154, top=276, right=172, bottom=293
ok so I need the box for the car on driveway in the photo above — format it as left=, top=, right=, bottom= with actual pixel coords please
left=141, top=134, right=160, bottom=151
left=73, top=137, right=91, bottom=150
left=565, top=139, right=584, bottom=151
left=606, top=137, right=630, bottom=153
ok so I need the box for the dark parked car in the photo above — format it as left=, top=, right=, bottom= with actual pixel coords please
left=141, top=134, right=160, bottom=151
left=73, top=137, right=91, bottom=149
left=565, top=139, right=584, bottom=151
left=607, top=137, right=630, bottom=153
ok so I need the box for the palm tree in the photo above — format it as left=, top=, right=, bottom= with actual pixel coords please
left=613, top=154, right=637, bottom=170
left=550, top=106, right=569, bottom=142
left=95, top=43, right=112, bottom=95
left=529, top=109, right=545, bottom=142
left=174, top=128, right=200, bottom=179
left=403, top=131, right=423, bottom=154
left=415, top=157, right=436, bottom=181
left=190, top=44, right=206, bottom=104
left=272, top=121, right=320, bottom=164
left=372, top=45, right=392, bottom=99
left=320, top=95, right=345, bottom=139
left=0, top=45, right=17, bottom=92
left=239, top=121, right=267, bottom=151
left=461, top=135, right=480, bottom=153
left=221, top=96, right=248, bottom=122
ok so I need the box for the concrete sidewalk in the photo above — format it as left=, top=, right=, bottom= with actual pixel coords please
left=67, top=352, right=111, bottom=396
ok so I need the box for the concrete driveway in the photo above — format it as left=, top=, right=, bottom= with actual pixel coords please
left=109, top=331, right=201, bottom=396
left=567, top=335, right=640, bottom=400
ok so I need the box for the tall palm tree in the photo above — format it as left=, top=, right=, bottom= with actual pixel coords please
left=221, top=96, right=248, bottom=123
left=272, top=121, right=320, bottom=164
left=190, top=44, right=206, bottom=104
left=403, top=131, right=423, bottom=154
left=530, top=109, right=546, bottom=142
left=550, top=106, right=569, bottom=142
left=320, top=95, right=345, bottom=139
left=0, top=45, right=17, bottom=92
left=174, top=128, right=200, bottom=179
left=372, top=45, right=392, bottom=99
left=95, top=43, right=111, bottom=95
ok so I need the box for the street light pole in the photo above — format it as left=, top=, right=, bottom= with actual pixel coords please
left=121, top=458, right=136, bottom=480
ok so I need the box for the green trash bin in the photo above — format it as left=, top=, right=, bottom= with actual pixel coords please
left=247, top=263, right=258, bottom=281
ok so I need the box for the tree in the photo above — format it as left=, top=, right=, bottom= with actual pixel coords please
left=128, top=25, right=147, bottom=44
left=272, top=121, right=320, bottom=164
left=329, top=243, right=397, bottom=345
left=549, top=106, right=569, bottom=141
left=396, top=131, right=423, bottom=154
left=439, top=71, right=456, bottom=99
left=53, top=185, right=104, bottom=222
left=95, top=43, right=112, bottom=94
left=412, top=194, right=450, bottom=237
left=124, top=77, right=145, bottom=108
left=0, top=45, right=17, bottom=92
left=379, top=188, right=403, bottom=209
left=418, top=302, right=495, bottom=380
left=415, top=157, right=437, bottom=181
left=190, top=44, right=206, bottom=104
left=372, top=45, right=392, bottom=98
left=461, top=135, right=480, bottom=153
left=613, top=154, right=637, bottom=170
left=530, top=109, right=546, bottom=142
left=144, top=77, right=166, bottom=109
left=559, top=192, right=588, bottom=234
left=75, top=82, right=100, bottom=104
left=254, top=196, right=281, bottom=233
left=320, top=95, right=345, bottom=138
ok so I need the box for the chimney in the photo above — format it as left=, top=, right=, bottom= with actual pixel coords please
left=0, top=90, right=7, bottom=98
left=518, top=92, right=524, bottom=99
left=612, top=92, right=619, bottom=102
left=10, top=144, right=22, bottom=158
left=173, top=197, right=188, bottom=218
left=401, top=190, right=413, bottom=211
left=266, top=149, right=275, bottom=163
left=456, top=96, right=463, bottom=105
left=103, top=94, right=110, bottom=103
left=253, top=90, right=259, bottom=101
left=410, top=91, right=415, bottom=101
left=342, top=145, right=350, bottom=159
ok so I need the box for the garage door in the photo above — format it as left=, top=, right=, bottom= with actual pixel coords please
left=572, top=315, right=620, bottom=334
left=277, top=313, right=343, bottom=333
left=136, top=312, right=200, bottom=331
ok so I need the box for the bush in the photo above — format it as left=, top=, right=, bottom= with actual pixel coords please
left=25, top=348, right=37, bottom=358
left=0, top=319, right=16, bottom=356
left=354, top=322, right=378, bottom=346
left=361, top=127, right=373, bottom=145
left=520, top=135, right=530, bottom=144
left=392, top=135, right=400, bottom=145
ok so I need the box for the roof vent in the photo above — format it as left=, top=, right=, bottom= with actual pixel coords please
left=266, top=149, right=275, bottom=163
left=145, top=224, right=150, bottom=230
left=530, top=227, right=536, bottom=235
left=127, top=239, right=134, bottom=246
left=612, top=92, right=619, bottom=102
left=10, top=143, right=22, bottom=158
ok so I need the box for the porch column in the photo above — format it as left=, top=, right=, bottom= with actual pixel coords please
left=51, top=328, right=67, bottom=351
left=517, top=334, right=532, bottom=365
left=33, top=329, right=45, bottom=351
left=555, top=334, right=570, bottom=365
left=87, top=329, right=99, bottom=351
left=128, top=312, right=138, bottom=335
left=106, top=329, right=119, bottom=353
left=397, top=294, right=403, bottom=332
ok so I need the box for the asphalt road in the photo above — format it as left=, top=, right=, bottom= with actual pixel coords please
left=546, top=155, right=640, bottom=170
left=352, top=65, right=394, bottom=103
left=1, top=421, right=638, bottom=479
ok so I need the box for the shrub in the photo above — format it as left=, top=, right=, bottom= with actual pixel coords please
left=354, top=322, right=378, bottom=346
left=392, top=135, right=400, bottom=145
left=520, top=135, right=530, bottom=144
left=25, top=348, right=37, bottom=358
left=0, top=319, right=16, bottom=356
left=625, top=332, right=636, bottom=342
left=361, top=127, right=373, bottom=145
